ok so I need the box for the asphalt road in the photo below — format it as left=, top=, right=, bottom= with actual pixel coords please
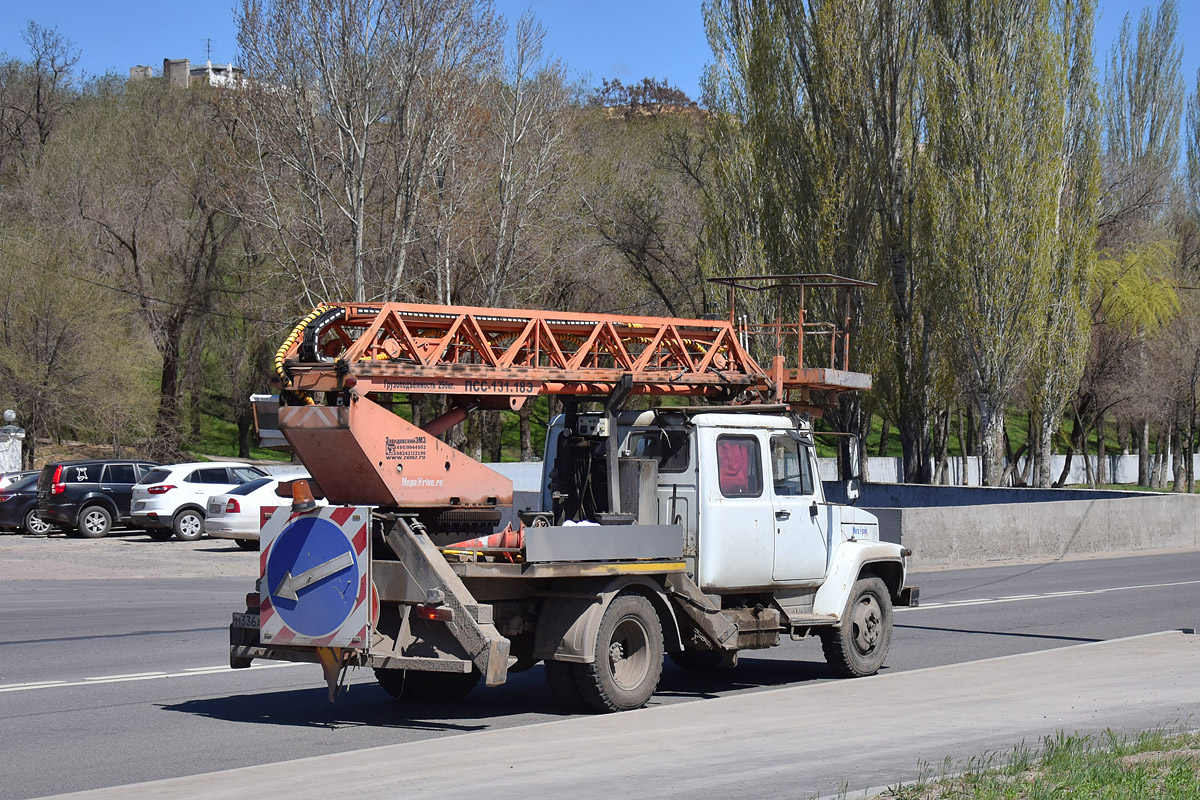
left=2, top=550, right=1198, bottom=800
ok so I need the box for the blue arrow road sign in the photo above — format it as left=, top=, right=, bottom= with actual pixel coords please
left=264, top=516, right=360, bottom=638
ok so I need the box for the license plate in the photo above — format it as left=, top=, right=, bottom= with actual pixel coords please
left=232, top=612, right=260, bottom=628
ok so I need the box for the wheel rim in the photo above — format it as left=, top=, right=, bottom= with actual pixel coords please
left=83, top=511, right=107, bottom=535
left=179, top=514, right=201, bottom=538
left=26, top=512, right=50, bottom=534
left=850, top=594, right=882, bottom=655
left=607, top=615, right=652, bottom=691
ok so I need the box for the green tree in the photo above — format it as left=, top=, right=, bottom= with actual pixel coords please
left=926, top=0, right=1095, bottom=485
left=1023, top=0, right=1102, bottom=488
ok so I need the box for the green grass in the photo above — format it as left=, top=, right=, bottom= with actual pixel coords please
left=192, top=412, right=291, bottom=462
left=880, top=730, right=1200, bottom=800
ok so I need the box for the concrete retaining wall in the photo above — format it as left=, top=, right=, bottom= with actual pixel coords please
left=868, top=489, right=1200, bottom=569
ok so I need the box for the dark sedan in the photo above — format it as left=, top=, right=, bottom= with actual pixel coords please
left=0, top=473, right=53, bottom=534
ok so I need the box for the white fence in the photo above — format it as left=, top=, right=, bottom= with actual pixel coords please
left=819, top=454, right=1199, bottom=486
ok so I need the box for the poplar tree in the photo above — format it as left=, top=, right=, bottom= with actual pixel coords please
left=1096, top=0, right=1183, bottom=485
left=702, top=0, right=933, bottom=479
left=926, top=0, right=1093, bottom=485
left=1024, top=0, right=1101, bottom=488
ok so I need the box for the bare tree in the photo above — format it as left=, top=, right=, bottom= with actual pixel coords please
left=477, top=13, right=568, bottom=307
left=233, top=0, right=501, bottom=304
left=0, top=22, right=78, bottom=176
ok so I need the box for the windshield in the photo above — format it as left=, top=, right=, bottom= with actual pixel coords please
left=230, top=477, right=274, bottom=496
left=11, top=474, right=38, bottom=491
left=138, top=469, right=173, bottom=485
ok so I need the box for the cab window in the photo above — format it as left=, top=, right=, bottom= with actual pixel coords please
left=628, top=429, right=690, bottom=473
left=716, top=435, right=762, bottom=498
left=770, top=435, right=814, bottom=497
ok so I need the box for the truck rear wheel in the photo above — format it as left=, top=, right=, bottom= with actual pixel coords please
left=820, top=576, right=892, bottom=678
left=374, top=668, right=480, bottom=702
left=544, top=660, right=587, bottom=711
left=577, top=593, right=664, bottom=713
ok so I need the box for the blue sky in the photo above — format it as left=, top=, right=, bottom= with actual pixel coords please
left=0, top=0, right=1195, bottom=103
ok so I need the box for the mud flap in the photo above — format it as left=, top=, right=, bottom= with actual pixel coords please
left=316, top=646, right=349, bottom=702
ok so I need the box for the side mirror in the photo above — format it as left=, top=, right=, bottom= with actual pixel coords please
left=844, top=478, right=861, bottom=504
left=838, top=435, right=861, bottom=481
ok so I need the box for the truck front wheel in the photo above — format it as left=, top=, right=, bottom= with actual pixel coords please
left=578, top=593, right=664, bottom=713
left=374, top=668, right=480, bottom=702
left=820, top=576, right=892, bottom=678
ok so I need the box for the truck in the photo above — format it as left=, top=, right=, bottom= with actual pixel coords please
left=230, top=274, right=917, bottom=712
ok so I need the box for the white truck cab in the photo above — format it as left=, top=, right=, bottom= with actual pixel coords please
left=539, top=406, right=914, bottom=678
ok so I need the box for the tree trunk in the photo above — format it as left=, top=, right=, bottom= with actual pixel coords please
left=977, top=397, right=1006, bottom=486
left=932, top=409, right=949, bottom=485
left=519, top=402, right=534, bottom=461
left=154, top=323, right=184, bottom=456
left=1172, top=420, right=1185, bottom=492
left=467, top=412, right=483, bottom=461
left=956, top=407, right=969, bottom=486
left=237, top=414, right=253, bottom=459
left=1188, top=398, right=1196, bottom=493
left=1137, top=420, right=1150, bottom=486
left=1095, top=415, right=1107, bottom=485
left=1037, top=410, right=1055, bottom=488
left=877, top=418, right=891, bottom=457
left=489, top=411, right=504, bottom=463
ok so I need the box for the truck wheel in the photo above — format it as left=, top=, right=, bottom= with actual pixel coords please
left=544, top=660, right=588, bottom=711
left=173, top=509, right=204, bottom=541
left=577, top=593, right=664, bottom=713
left=77, top=505, right=112, bottom=539
left=669, top=648, right=724, bottom=670
left=820, top=576, right=892, bottom=678
left=147, top=528, right=174, bottom=542
left=373, top=668, right=480, bottom=702
left=23, top=508, right=52, bottom=535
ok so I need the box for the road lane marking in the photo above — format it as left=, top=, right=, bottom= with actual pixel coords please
left=2, top=680, right=67, bottom=690
left=903, top=578, right=1200, bottom=611
left=0, top=661, right=307, bottom=694
left=85, top=672, right=165, bottom=681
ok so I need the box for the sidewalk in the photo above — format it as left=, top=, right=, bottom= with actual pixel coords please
left=45, top=630, right=1200, bottom=800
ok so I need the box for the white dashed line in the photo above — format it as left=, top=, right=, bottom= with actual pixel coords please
left=0, top=660, right=306, bottom=693
left=903, top=578, right=1200, bottom=611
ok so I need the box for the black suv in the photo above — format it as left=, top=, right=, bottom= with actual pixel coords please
left=37, top=459, right=159, bottom=538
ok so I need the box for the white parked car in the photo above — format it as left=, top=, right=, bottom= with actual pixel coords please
left=204, top=475, right=326, bottom=550
left=132, top=462, right=269, bottom=541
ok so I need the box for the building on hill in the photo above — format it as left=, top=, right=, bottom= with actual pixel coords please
left=128, top=58, right=244, bottom=88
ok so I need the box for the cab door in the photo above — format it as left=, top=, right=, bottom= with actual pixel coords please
left=769, top=435, right=828, bottom=581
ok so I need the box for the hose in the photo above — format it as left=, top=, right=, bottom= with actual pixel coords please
left=274, top=304, right=327, bottom=406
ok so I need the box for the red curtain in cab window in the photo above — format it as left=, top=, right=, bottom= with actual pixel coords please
left=718, top=439, right=753, bottom=495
